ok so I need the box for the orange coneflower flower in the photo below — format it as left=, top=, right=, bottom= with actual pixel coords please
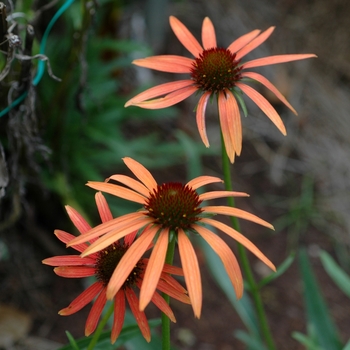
left=68, top=157, right=276, bottom=318
left=125, top=16, right=316, bottom=162
left=43, top=192, right=190, bottom=343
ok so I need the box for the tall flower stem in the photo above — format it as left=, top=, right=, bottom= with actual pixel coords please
left=161, top=233, right=176, bottom=350
left=221, top=135, right=276, bottom=350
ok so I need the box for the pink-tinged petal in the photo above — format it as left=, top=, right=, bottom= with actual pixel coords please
left=67, top=212, right=147, bottom=247
left=54, top=230, right=90, bottom=253
left=196, top=91, right=211, bottom=147
left=203, top=205, right=274, bottom=229
left=170, top=16, right=203, bottom=58
left=140, top=228, right=169, bottom=311
left=156, top=278, right=191, bottom=304
left=241, top=71, right=297, bottom=114
left=160, top=273, right=187, bottom=293
left=59, top=281, right=103, bottom=316
left=107, top=175, right=150, bottom=197
left=178, top=229, right=202, bottom=318
left=123, top=157, right=158, bottom=192
left=125, top=80, right=194, bottom=106
left=202, top=217, right=276, bottom=271
left=42, top=255, right=95, bottom=266
left=150, top=291, right=176, bottom=322
left=227, top=29, right=261, bottom=54
left=87, top=182, right=146, bottom=205
left=85, top=288, right=107, bottom=336
left=132, top=55, right=193, bottom=73
left=54, top=266, right=96, bottom=278
left=125, top=288, right=151, bottom=342
left=65, top=206, right=91, bottom=234
left=202, top=17, right=216, bottom=49
left=242, top=54, right=317, bottom=69
left=194, top=224, right=243, bottom=298
left=95, top=192, right=113, bottom=223
left=106, top=226, right=159, bottom=299
left=81, top=218, right=153, bottom=257
left=236, top=82, right=287, bottom=135
left=186, top=175, right=223, bottom=190
left=236, top=26, right=275, bottom=61
left=162, top=264, right=184, bottom=276
left=199, top=190, right=249, bottom=202
left=218, top=91, right=235, bottom=163
left=130, top=85, right=198, bottom=110
left=111, top=290, right=125, bottom=344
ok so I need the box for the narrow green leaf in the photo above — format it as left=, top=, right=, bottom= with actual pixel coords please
left=292, top=331, right=323, bottom=350
left=299, top=249, right=342, bottom=350
left=235, top=330, right=267, bottom=350
left=65, top=331, right=80, bottom=350
left=320, top=250, right=350, bottom=299
left=343, top=339, right=350, bottom=350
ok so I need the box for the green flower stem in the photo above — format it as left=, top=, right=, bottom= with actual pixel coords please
left=161, top=233, right=176, bottom=350
left=87, top=301, right=114, bottom=350
left=221, top=136, right=276, bottom=350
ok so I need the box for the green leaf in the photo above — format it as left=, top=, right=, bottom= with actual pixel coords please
left=235, top=330, right=267, bottom=350
left=343, top=339, right=350, bottom=350
left=292, top=331, right=323, bottom=350
left=320, top=250, right=350, bottom=299
left=65, top=331, right=80, bottom=350
left=299, top=249, right=343, bottom=350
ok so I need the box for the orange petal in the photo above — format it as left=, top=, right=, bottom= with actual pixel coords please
left=123, top=157, right=158, bottom=192
left=186, top=175, right=223, bottom=190
left=106, top=226, right=158, bottom=299
left=87, top=182, right=146, bottom=204
left=95, top=192, right=113, bottom=223
left=131, top=85, right=198, bottom=109
left=65, top=206, right=91, bottom=234
left=107, top=174, right=150, bottom=197
left=201, top=217, right=276, bottom=271
left=236, top=26, right=275, bottom=60
left=227, top=29, right=261, bottom=54
left=236, top=82, right=287, bottom=135
left=199, top=190, right=249, bottom=202
left=241, top=71, right=297, bottom=114
left=150, top=291, right=176, bottom=322
left=42, top=255, right=95, bottom=266
left=203, top=205, right=274, bottom=229
left=196, top=91, right=211, bottom=147
left=194, top=224, right=243, bottom=298
left=54, top=266, right=95, bottom=278
left=161, top=264, right=184, bottom=276
left=111, top=290, right=125, bottom=344
left=178, top=229, right=202, bottom=318
left=132, top=55, right=193, bottom=73
left=242, top=54, right=317, bottom=69
left=202, top=17, right=216, bottom=49
left=85, top=289, right=106, bottom=336
left=156, top=278, right=191, bottom=305
left=170, top=16, right=203, bottom=58
left=125, top=80, right=194, bottom=106
left=139, top=228, right=169, bottom=311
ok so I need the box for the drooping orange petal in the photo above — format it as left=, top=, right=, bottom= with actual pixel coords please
left=125, top=288, right=151, bottom=342
left=106, top=226, right=159, bottom=299
left=218, top=91, right=235, bottom=163
left=65, top=206, right=91, bottom=234
left=225, top=89, right=242, bottom=155
left=178, top=229, right=202, bottom=318
left=242, top=54, right=317, bottom=69
left=131, top=85, right=198, bottom=109
left=202, top=17, right=216, bottom=49
left=194, top=224, right=243, bottom=298
left=132, top=55, right=193, bottom=73
left=236, top=26, right=275, bottom=61
left=67, top=212, right=146, bottom=246
left=95, top=192, right=113, bottom=223
left=140, top=228, right=169, bottom=311
left=203, top=205, right=274, bottom=229
left=227, top=29, right=261, bottom=54
left=54, top=266, right=95, bottom=278
left=125, top=80, right=194, bottom=106
left=42, top=255, right=95, bottom=266
left=123, top=157, right=158, bottom=192
left=111, top=290, right=125, bottom=344
left=107, top=175, right=150, bottom=197
left=236, top=82, right=287, bottom=135
left=186, top=175, right=223, bottom=190
left=155, top=278, right=191, bottom=305
left=87, top=182, right=146, bottom=204
left=59, top=282, right=103, bottom=316
left=170, top=16, right=203, bottom=58
left=150, top=290, right=176, bottom=322
left=201, top=217, right=276, bottom=271
left=241, top=71, right=297, bottom=114
left=85, top=289, right=106, bottom=336
left=161, top=264, right=184, bottom=276
left=196, top=91, right=211, bottom=147
left=199, top=190, right=249, bottom=202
